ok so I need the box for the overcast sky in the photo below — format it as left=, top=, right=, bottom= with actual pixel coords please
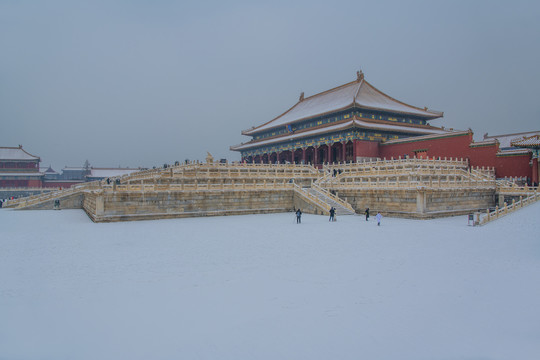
left=1, top=0, right=539, bottom=170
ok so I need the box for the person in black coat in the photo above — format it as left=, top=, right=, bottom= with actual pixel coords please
left=365, top=207, right=370, bottom=221
left=329, top=207, right=335, bottom=221
left=296, top=209, right=302, bottom=224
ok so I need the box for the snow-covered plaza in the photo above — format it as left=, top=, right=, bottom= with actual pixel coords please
left=1, top=205, right=539, bottom=360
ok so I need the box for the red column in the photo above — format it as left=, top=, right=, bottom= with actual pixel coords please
left=327, top=144, right=331, bottom=163
left=314, top=146, right=319, bottom=165
left=532, top=156, right=539, bottom=185
left=291, top=151, right=294, bottom=164
left=342, top=142, right=347, bottom=162
left=353, top=140, right=358, bottom=162
left=302, top=148, right=306, bottom=164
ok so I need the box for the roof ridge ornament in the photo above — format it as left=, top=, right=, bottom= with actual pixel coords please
left=206, top=152, right=214, bottom=164
left=356, top=70, right=364, bottom=81
left=299, top=92, right=304, bottom=101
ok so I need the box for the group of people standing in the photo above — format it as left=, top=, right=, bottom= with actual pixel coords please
left=295, top=206, right=382, bottom=225
left=365, top=207, right=382, bottom=226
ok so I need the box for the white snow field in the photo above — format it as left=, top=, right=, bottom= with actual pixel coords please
left=1, top=204, right=539, bottom=360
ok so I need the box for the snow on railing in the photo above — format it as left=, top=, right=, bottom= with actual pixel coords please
left=317, top=157, right=498, bottom=191
left=116, top=162, right=319, bottom=184
left=496, top=183, right=538, bottom=195
left=325, top=172, right=496, bottom=190
left=324, top=156, right=470, bottom=172
left=4, top=180, right=102, bottom=208
left=479, top=192, right=540, bottom=225
left=99, top=179, right=296, bottom=193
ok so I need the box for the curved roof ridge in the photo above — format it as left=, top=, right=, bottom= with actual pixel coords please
left=357, top=80, right=443, bottom=118
left=20, top=147, right=40, bottom=160
left=243, top=80, right=362, bottom=135
left=299, top=79, right=360, bottom=102
left=0, top=145, right=40, bottom=160
left=353, top=79, right=364, bottom=102
left=242, top=74, right=444, bottom=136
left=242, top=100, right=299, bottom=135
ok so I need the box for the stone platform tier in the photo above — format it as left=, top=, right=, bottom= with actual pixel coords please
left=322, top=157, right=496, bottom=189
left=5, top=158, right=534, bottom=223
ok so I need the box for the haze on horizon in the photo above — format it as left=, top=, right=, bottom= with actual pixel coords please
left=1, top=0, right=539, bottom=171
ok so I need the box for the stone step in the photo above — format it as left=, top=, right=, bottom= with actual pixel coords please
left=306, top=188, right=355, bottom=215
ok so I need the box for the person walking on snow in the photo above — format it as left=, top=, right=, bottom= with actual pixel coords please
left=296, top=209, right=302, bottom=224
left=376, top=212, right=382, bottom=226
left=365, top=207, right=370, bottom=221
left=329, top=207, right=335, bottom=222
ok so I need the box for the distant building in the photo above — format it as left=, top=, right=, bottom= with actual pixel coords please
left=41, top=165, right=60, bottom=180
left=85, top=167, right=142, bottom=181
left=0, top=145, right=42, bottom=188
left=483, top=131, right=540, bottom=151
left=1, top=145, right=146, bottom=193
left=60, top=166, right=89, bottom=180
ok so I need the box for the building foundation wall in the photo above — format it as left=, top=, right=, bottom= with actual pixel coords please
left=337, top=188, right=495, bottom=218
left=85, top=189, right=295, bottom=222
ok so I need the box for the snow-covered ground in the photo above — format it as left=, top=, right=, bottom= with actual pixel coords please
left=1, top=205, right=539, bottom=360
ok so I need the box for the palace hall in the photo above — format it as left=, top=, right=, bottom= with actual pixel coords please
left=231, top=71, right=447, bottom=164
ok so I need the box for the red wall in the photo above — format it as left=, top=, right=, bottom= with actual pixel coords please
left=28, top=179, right=42, bottom=187
left=495, top=154, right=532, bottom=178
left=354, top=140, right=379, bottom=158
left=43, top=181, right=84, bottom=189
left=380, top=132, right=474, bottom=161
left=0, top=179, right=42, bottom=187
left=380, top=132, right=533, bottom=179
left=0, top=161, right=39, bottom=170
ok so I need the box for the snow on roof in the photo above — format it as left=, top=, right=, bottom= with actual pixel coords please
left=382, top=130, right=469, bottom=145
left=0, top=146, right=40, bottom=161
left=355, top=81, right=442, bottom=117
left=243, top=76, right=443, bottom=135
left=40, top=166, right=58, bottom=174
left=484, top=131, right=540, bottom=149
left=469, top=139, right=498, bottom=147
left=510, top=134, right=540, bottom=148
left=497, top=148, right=530, bottom=156
left=87, top=168, right=141, bottom=178
left=232, top=119, right=448, bottom=151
